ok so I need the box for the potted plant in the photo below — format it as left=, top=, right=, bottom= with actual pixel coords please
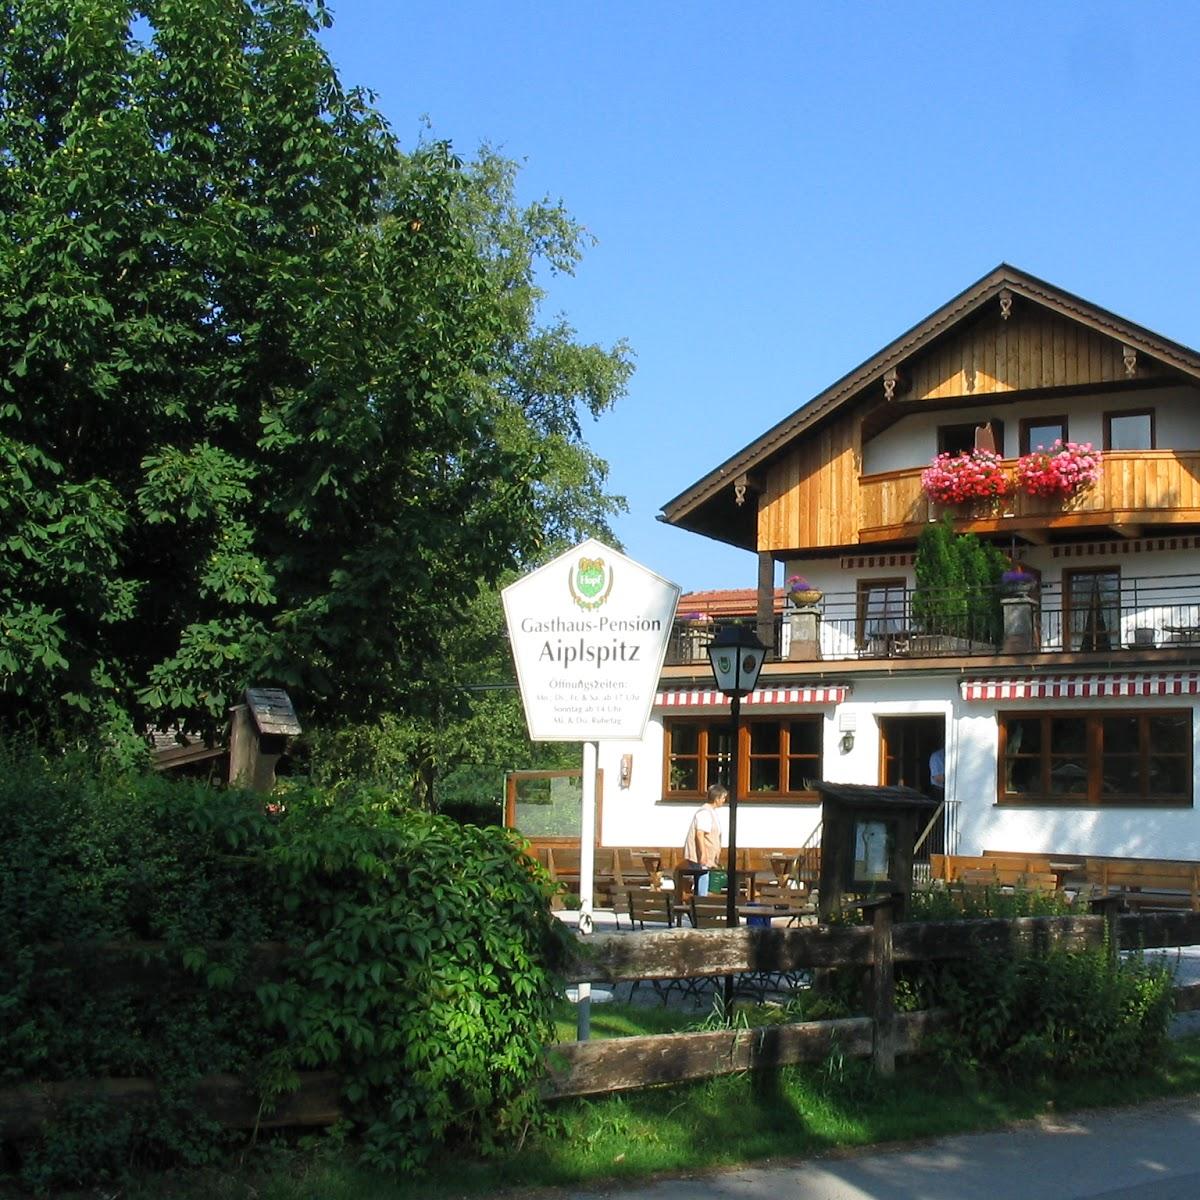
left=920, top=449, right=1009, bottom=505
left=1014, top=440, right=1102, bottom=498
left=1001, top=566, right=1037, bottom=597
left=786, top=574, right=822, bottom=606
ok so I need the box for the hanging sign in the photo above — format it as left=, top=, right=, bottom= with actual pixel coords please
left=502, top=538, right=681, bottom=741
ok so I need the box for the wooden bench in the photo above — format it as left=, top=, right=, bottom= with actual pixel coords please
left=957, top=867, right=1061, bottom=895
left=621, top=888, right=679, bottom=930
left=1093, top=861, right=1200, bottom=912
left=744, top=881, right=816, bottom=926
left=957, top=850, right=1200, bottom=911
left=544, top=847, right=626, bottom=907
left=932, top=853, right=1059, bottom=882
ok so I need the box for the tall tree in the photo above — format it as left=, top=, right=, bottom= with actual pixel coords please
left=0, top=0, right=630, bottom=751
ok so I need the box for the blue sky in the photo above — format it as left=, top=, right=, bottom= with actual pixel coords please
left=320, top=2, right=1200, bottom=593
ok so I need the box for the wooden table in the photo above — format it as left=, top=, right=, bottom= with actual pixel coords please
left=638, top=852, right=663, bottom=889
left=674, top=865, right=709, bottom=901
left=770, top=853, right=794, bottom=883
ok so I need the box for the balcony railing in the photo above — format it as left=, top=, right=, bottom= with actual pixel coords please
left=858, top=450, right=1200, bottom=542
left=664, top=573, right=1200, bottom=666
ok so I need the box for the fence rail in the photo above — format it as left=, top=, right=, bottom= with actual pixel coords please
left=547, top=907, right=1200, bottom=1097
left=6, top=914, right=1200, bottom=1128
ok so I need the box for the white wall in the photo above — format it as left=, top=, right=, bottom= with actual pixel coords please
left=953, top=695, right=1200, bottom=861
left=599, top=676, right=954, bottom=850
left=861, top=383, right=1200, bottom=476
left=601, top=672, right=1200, bottom=860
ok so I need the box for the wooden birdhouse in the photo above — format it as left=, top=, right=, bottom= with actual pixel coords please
left=228, top=687, right=301, bottom=793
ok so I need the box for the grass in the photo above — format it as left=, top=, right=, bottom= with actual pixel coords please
left=550, top=997, right=700, bottom=1042
left=20, top=1035, right=1200, bottom=1200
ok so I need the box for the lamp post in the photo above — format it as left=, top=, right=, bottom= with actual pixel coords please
left=706, top=624, right=767, bottom=940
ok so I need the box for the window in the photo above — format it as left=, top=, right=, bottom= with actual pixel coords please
left=1064, top=567, right=1121, bottom=651
left=1104, top=409, right=1155, bottom=451
left=663, top=716, right=823, bottom=801
left=857, top=578, right=907, bottom=648
left=937, top=420, right=1005, bottom=456
left=999, top=710, right=1192, bottom=806
left=1020, top=415, right=1068, bottom=454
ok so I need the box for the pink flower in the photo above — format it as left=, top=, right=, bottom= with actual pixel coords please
left=1015, top=440, right=1101, bottom=498
left=921, top=450, right=1009, bottom=504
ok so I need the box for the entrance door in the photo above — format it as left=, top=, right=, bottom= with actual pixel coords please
left=879, top=715, right=947, bottom=858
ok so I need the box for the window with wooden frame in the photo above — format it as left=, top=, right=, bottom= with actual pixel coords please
left=663, top=716, right=823, bottom=802
left=937, top=420, right=1005, bottom=456
left=1104, top=408, right=1155, bottom=451
left=1063, top=567, right=1121, bottom=652
left=998, top=710, right=1192, bottom=806
left=857, top=578, right=907, bottom=648
left=1020, top=415, right=1068, bottom=454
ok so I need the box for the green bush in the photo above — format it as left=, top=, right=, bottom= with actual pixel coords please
left=934, top=942, right=1174, bottom=1079
left=0, top=747, right=567, bottom=1188
left=909, top=883, right=1077, bottom=920
left=912, top=517, right=1006, bottom=643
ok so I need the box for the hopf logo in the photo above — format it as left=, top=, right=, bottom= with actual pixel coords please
left=569, top=556, right=614, bottom=610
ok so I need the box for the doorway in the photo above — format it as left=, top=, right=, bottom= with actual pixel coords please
left=879, top=715, right=948, bottom=859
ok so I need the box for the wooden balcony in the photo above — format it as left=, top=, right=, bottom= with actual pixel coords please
left=858, top=451, right=1200, bottom=544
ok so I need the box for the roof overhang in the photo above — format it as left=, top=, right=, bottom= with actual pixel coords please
left=660, top=264, right=1200, bottom=551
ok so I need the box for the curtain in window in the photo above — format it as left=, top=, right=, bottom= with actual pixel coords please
left=1068, top=571, right=1120, bottom=651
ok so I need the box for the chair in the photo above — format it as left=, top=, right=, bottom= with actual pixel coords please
left=625, top=888, right=676, bottom=931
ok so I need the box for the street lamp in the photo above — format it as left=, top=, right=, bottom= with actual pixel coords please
left=706, top=623, right=767, bottom=936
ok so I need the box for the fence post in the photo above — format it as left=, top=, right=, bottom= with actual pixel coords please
left=869, top=898, right=896, bottom=1076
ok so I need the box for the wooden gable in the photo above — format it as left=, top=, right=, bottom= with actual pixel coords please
left=758, top=402, right=863, bottom=552
left=902, top=303, right=1167, bottom=403
left=661, top=266, right=1200, bottom=554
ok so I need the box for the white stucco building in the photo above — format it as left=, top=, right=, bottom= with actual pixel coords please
left=597, top=266, right=1200, bottom=861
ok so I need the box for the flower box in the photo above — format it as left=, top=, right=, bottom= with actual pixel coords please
left=1014, top=440, right=1102, bottom=498
left=921, top=450, right=1009, bottom=505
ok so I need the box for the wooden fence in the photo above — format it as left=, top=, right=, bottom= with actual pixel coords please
left=6, top=910, right=1200, bottom=1134
left=544, top=906, right=1200, bottom=1098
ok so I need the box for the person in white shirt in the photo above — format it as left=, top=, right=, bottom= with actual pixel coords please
left=682, top=783, right=727, bottom=897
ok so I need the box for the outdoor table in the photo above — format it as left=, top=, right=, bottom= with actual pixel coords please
left=770, top=853, right=793, bottom=883
left=639, top=852, right=664, bottom=889
left=737, top=903, right=775, bottom=928
left=674, top=865, right=709, bottom=902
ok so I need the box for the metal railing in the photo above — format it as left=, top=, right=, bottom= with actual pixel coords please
left=665, top=574, right=1200, bottom=665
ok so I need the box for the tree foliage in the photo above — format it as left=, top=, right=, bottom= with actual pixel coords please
left=912, top=518, right=1005, bottom=643
left=0, top=0, right=631, bottom=750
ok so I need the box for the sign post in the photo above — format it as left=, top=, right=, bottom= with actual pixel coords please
left=502, top=539, right=679, bottom=1040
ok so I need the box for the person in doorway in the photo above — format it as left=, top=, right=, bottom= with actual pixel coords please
left=929, top=745, right=946, bottom=800
left=682, top=782, right=727, bottom=897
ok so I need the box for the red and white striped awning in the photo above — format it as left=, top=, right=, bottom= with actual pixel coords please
left=655, top=685, right=847, bottom=708
left=960, top=673, right=1200, bottom=702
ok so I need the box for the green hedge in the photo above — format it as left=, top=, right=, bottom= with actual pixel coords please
left=0, top=749, right=567, bottom=1188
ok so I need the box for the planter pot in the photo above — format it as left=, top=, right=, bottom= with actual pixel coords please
left=788, top=589, right=823, bottom=607
left=1002, top=581, right=1037, bottom=598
